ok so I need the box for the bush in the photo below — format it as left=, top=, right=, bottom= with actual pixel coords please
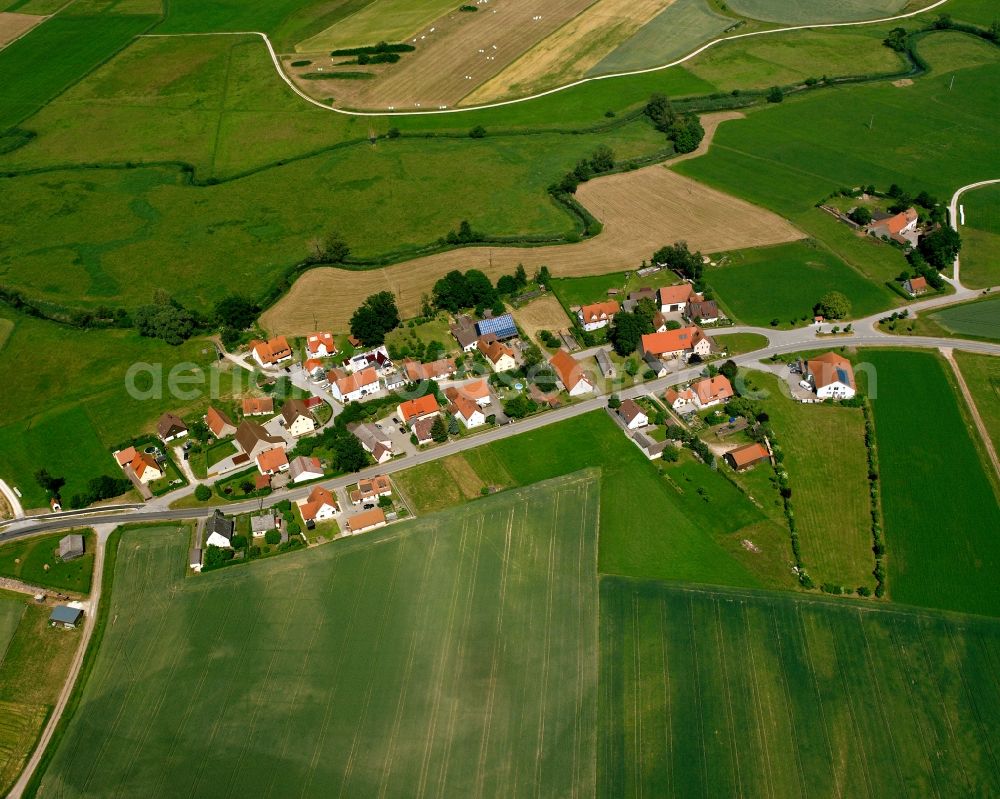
left=469, top=125, right=486, bottom=138
left=265, top=530, right=281, bottom=545
left=766, top=86, right=784, bottom=103
left=231, top=534, right=248, bottom=550
left=194, top=484, right=212, bottom=501
left=287, top=521, right=301, bottom=535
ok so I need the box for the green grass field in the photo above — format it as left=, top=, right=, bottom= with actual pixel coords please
left=954, top=349, right=1000, bottom=456
left=928, top=295, right=1000, bottom=340
left=600, top=577, right=1000, bottom=798
left=959, top=183, right=1000, bottom=288
left=0, top=597, right=24, bottom=665
left=297, top=0, right=458, bottom=51
left=724, top=0, right=908, bottom=23
left=589, top=0, right=732, bottom=76
left=754, top=371, right=874, bottom=589
left=0, top=530, right=95, bottom=594
left=399, top=412, right=796, bottom=590
left=36, top=478, right=600, bottom=797
left=866, top=350, right=1000, bottom=615
left=0, top=11, right=156, bottom=131
left=707, top=241, right=896, bottom=327
left=712, top=331, right=769, bottom=354
left=685, top=26, right=906, bottom=90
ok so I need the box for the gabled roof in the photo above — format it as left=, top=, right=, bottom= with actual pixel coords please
left=205, top=509, right=234, bottom=540
left=303, top=358, right=324, bottom=373
left=807, top=352, right=855, bottom=390
left=658, top=284, right=695, bottom=305
left=641, top=326, right=709, bottom=356
left=445, top=378, right=491, bottom=403
left=130, top=452, right=161, bottom=479
left=475, top=313, right=517, bottom=339
left=478, top=335, right=514, bottom=365
left=257, top=447, right=288, bottom=473
left=306, top=332, right=335, bottom=356
left=242, top=397, right=274, bottom=415
left=549, top=349, right=591, bottom=391
left=692, top=375, right=734, bottom=405
left=726, top=442, right=770, bottom=468
left=618, top=399, right=647, bottom=425
left=687, top=299, right=719, bottom=320
left=235, top=420, right=284, bottom=454
left=335, top=366, right=379, bottom=396
left=347, top=507, right=386, bottom=532
left=355, top=475, right=391, bottom=499
left=399, top=393, right=440, bottom=423
left=451, top=394, right=483, bottom=422
left=280, top=398, right=315, bottom=426
left=289, top=455, right=323, bottom=479
left=301, top=485, right=338, bottom=521
left=579, top=300, right=620, bottom=322
left=665, top=387, right=696, bottom=405
left=251, top=336, right=291, bottom=364
left=115, top=446, right=138, bottom=467
left=907, top=276, right=928, bottom=292
left=206, top=407, right=235, bottom=437
left=156, top=412, right=187, bottom=439
left=450, top=315, right=479, bottom=348
left=404, top=358, right=456, bottom=381
left=882, top=207, right=918, bottom=236
left=412, top=415, right=436, bottom=442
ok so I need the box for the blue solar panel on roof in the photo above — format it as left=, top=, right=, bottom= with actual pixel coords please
left=836, top=367, right=849, bottom=383
left=476, top=314, right=517, bottom=338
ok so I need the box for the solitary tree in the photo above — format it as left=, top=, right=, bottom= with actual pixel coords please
left=350, top=291, right=400, bottom=346
left=848, top=206, right=872, bottom=226
left=430, top=416, right=448, bottom=443
left=814, top=291, right=852, bottom=320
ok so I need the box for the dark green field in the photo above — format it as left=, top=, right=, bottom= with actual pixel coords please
left=36, top=477, right=599, bottom=797
left=929, top=295, right=1000, bottom=340
left=958, top=183, right=1000, bottom=288
left=0, top=530, right=95, bottom=594
left=955, top=349, right=1000, bottom=455
left=707, top=241, right=896, bottom=327
left=866, top=350, right=1000, bottom=615
left=600, top=577, right=1000, bottom=798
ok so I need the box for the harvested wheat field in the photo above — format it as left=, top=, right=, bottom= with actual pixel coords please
left=262, top=113, right=803, bottom=334
left=511, top=294, right=573, bottom=341
left=290, top=0, right=599, bottom=110
left=466, top=0, right=675, bottom=104
left=0, top=12, right=45, bottom=48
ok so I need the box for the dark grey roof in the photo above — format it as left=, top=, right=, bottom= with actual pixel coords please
left=205, top=510, right=234, bottom=540
left=190, top=548, right=202, bottom=564
left=50, top=605, right=83, bottom=624
left=58, top=534, right=85, bottom=559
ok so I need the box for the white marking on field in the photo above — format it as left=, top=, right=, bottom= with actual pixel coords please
left=959, top=204, right=965, bottom=225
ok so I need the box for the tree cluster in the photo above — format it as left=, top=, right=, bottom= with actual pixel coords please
left=134, top=291, right=202, bottom=345
left=293, top=426, right=369, bottom=473
left=917, top=225, right=961, bottom=270
left=883, top=26, right=908, bottom=51
left=503, top=393, right=538, bottom=419
left=813, top=290, right=851, bottom=320
left=445, top=219, right=482, bottom=245
left=69, top=474, right=133, bottom=509
left=432, top=269, right=500, bottom=313
left=495, top=264, right=528, bottom=296
left=554, top=146, right=618, bottom=194
left=34, top=469, right=65, bottom=499
left=652, top=241, right=703, bottom=284
left=349, top=291, right=400, bottom=346
left=644, top=95, right=705, bottom=154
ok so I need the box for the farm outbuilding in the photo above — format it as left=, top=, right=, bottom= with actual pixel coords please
left=50, top=605, right=83, bottom=628
left=58, top=534, right=85, bottom=561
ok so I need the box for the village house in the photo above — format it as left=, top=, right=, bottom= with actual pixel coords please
left=347, top=421, right=393, bottom=463
left=478, top=335, right=517, bottom=372
left=691, top=375, right=734, bottom=409
left=644, top=352, right=669, bottom=378
left=475, top=313, right=518, bottom=341
left=801, top=352, right=857, bottom=400
left=205, top=407, right=236, bottom=439
left=304, top=358, right=325, bottom=379
left=550, top=349, right=594, bottom=396
left=250, top=512, right=277, bottom=537
left=595, top=349, right=616, bottom=379
left=299, top=485, right=339, bottom=524
left=130, top=452, right=163, bottom=484
left=617, top=399, right=649, bottom=430
left=234, top=420, right=285, bottom=460
left=347, top=507, right=387, bottom=535
left=412, top=416, right=436, bottom=445
left=445, top=379, right=492, bottom=407
left=578, top=300, right=619, bottom=332
left=114, top=446, right=137, bottom=469
left=868, top=207, right=919, bottom=247
left=305, top=332, right=336, bottom=358
left=343, top=345, right=392, bottom=374
left=451, top=393, right=487, bottom=429
left=289, top=455, right=324, bottom=483
left=205, top=510, right=235, bottom=548
left=404, top=357, right=456, bottom=382
left=156, top=412, right=187, bottom=442
left=329, top=366, right=380, bottom=403
left=382, top=369, right=406, bottom=391
left=256, top=447, right=289, bottom=476
left=250, top=336, right=292, bottom=367
left=621, top=287, right=657, bottom=312
left=450, top=314, right=480, bottom=352
left=641, top=326, right=712, bottom=362
left=351, top=474, right=392, bottom=505
left=651, top=312, right=669, bottom=333
left=58, top=534, right=85, bottom=561
left=397, top=393, right=440, bottom=426
left=686, top=298, right=720, bottom=325
left=724, top=442, right=771, bottom=471
left=242, top=397, right=274, bottom=417
left=658, top=283, right=696, bottom=313
left=665, top=387, right=699, bottom=415
left=903, top=276, right=928, bottom=296
left=280, top=398, right=317, bottom=437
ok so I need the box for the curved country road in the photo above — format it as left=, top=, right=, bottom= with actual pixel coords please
left=948, top=178, right=1000, bottom=282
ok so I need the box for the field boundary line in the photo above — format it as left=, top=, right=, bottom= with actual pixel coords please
left=738, top=602, right=774, bottom=799
left=657, top=598, right=673, bottom=799
left=137, top=0, right=949, bottom=118
left=714, top=598, right=743, bottom=798
left=941, top=348, right=1000, bottom=483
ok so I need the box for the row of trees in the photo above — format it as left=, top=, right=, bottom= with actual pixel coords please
left=652, top=241, right=703, bottom=284
left=644, top=95, right=705, bottom=154
left=554, top=146, right=617, bottom=194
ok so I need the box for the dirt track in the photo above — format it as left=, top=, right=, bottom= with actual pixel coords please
left=261, top=112, right=803, bottom=334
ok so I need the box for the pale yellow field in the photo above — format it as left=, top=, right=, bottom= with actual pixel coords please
left=511, top=294, right=573, bottom=341
left=261, top=113, right=803, bottom=334
left=0, top=11, right=44, bottom=48
left=466, top=0, right=675, bottom=103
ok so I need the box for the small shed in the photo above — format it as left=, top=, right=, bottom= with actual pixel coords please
left=595, top=349, right=616, bottom=379
left=58, top=534, right=85, bottom=561
left=189, top=548, right=203, bottom=572
left=50, top=605, right=83, bottom=629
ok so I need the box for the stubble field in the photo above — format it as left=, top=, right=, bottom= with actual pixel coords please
left=36, top=476, right=600, bottom=797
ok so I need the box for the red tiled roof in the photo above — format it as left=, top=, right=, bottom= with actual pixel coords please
left=251, top=336, right=291, bottom=364
left=335, top=367, right=379, bottom=396
left=692, top=375, right=733, bottom=405
left=347, top=507, right=386, bottom=532
left=579, top=300, right=620, bottom=323
left=404, top=358, right=456, bottom=381
left=549, top=349, right=591, bottom=391
left=242, top=397, right=274, bottom=415
left=478, top=335, right=514, bottom=365
left=641, top=326, right=708, bottom=356
left=257, top=448, right=288, bottom=473
left=399, top=393, right=439, bottom=422
left=206, top=407, right=234, bottom=437
left=658, top=284, right=695, bottom=305
left=306, top=332, right=335, bottom=356
left=726, top=442, right=770, bottom=468
left=807, top=352, right=855, bottom=390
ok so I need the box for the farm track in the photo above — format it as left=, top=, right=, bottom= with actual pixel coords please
left=941, top=347, right=1000, bottom=482
left=140, top=0, right=949, bottom=116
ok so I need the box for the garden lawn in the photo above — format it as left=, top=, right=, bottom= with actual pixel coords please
left=0, top=530, right=95, bottom=594
left=866, top=349, right=1000, bottom=615
left=0, top=11, right=156, bottom=131
left=712, top=332, right=768, bottom=355
left=707, top=241, right=894, bottom=327
left=958, top=183, right=1000, bottom=288
left=754, top=371, right=873, bottom=589
left=35, top=479, right=600, bottom=797
left=600, top=577, right=1000, bottom=798
left=954, top=350, right=1000, bottom=456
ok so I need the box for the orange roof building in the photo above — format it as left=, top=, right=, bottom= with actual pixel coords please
left=300, top=485, right=339, bottom=522
left=404, top=358, right=456, bottom=382
left=805, top=352, right=856, bottom=399
left=250, top=336, right=292, bottom=366
left=641, top=326, right=712, bottom=361
left=306, top=332, right=336, bottom=357
left=397, top=393, right=440, bottom=424
left=331, top=366, right=380, bottom=403
left=256, top=447, right=289, bottom=475
left=206, top=407, right=236, bottom=438
left=657, top=283, right=695, bottom=311
left=347, top=507, right=387, bottom=534
left=445, top=379, right=491, bottom=406
left=724, top=442, right=770, bottom=471
left=242, top=397, right=274, bottom=416
left=549, top=349, right=593, bottom=396
left=691, top=375, right=734, bottom=408
left=578, top=300, right=619, bottom=331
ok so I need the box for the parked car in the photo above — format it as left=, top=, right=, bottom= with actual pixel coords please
left=392, top=417, right=400, bottom=424
left=363, top=503, right=375, bottom=510
left=398, top=426, right=407, bottom=434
